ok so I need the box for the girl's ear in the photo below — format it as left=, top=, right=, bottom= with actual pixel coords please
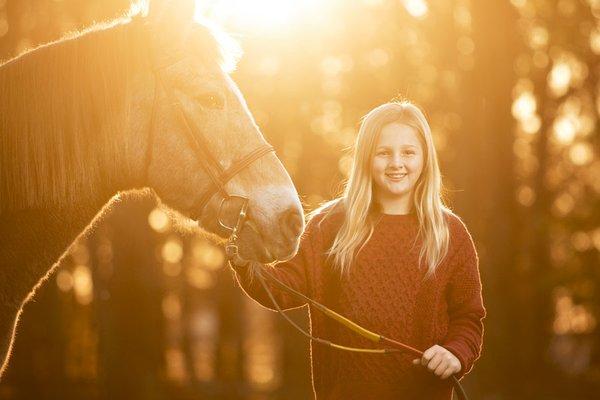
left=145, top=0, right=196, bottom=44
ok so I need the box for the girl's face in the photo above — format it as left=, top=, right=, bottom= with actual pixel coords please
left=371, top=122, right=424, bottom=204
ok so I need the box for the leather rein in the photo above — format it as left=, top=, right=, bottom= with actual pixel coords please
left=225, top=201, right=470, bottom=400
left=145, top=57, right=469, bottom=400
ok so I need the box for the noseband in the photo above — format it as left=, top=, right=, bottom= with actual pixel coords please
left=145, top=58, right=274, bottom=221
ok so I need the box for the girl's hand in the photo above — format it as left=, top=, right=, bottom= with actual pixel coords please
left=412, top=345, right=461, bottom=380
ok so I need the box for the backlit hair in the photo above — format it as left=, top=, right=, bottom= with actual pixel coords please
left=326, top=101, right=450, bottom=278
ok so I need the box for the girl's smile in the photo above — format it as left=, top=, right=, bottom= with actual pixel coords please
left=371, top=122, right=424, bottom=213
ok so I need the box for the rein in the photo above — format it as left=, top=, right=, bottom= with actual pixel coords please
left=224, top=198, right=470, bottom=400
left=143, top=53, right=469, bottom=399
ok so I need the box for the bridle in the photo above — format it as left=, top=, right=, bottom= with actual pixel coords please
left=145, top=57, right=275, bottom=221
left=145, top=56, right=469, bottom=400
left=223, top=202, right=470, bottom=400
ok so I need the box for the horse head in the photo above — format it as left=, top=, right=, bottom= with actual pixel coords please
left=140, top=0, right=304, bottom=263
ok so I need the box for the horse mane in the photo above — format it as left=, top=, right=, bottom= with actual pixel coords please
left=0, top=10, right=240, bottom=214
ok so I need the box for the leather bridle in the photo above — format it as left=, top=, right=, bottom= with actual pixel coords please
left=144, top=58, right=275, bottom=221
left=144, top=56, right=469, bottom=400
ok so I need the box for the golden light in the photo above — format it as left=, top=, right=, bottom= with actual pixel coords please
left=553, top=115, right=578, bottom=144
left=162, top=294, right=182, bottom=320
left=163, top=261, right=182, bottom=277
left=70, top=242, right=90, bottom=265
left=56, top=269, right=74, bottom=292
left=73, top=265, right=94, bottom=305
left=571, top=231, right=592, bottom=252
left=457, top=36, right=475, bottom=55
left=453, top=3, right=472, bottom=30
left=553, top=289, right=597, bottom=335
left=591, top=26, right=600, bottom=55
left=593, top=228, right=600, bottom=251
left=553, top=192, right=575, bottom=216
left=528, top=26, right=549, bottom=49
left=569, top=142, right=594, bottom=166
left=338, top=154, right=352, bottom=177
left=367, top=48, right=390, bottom=67
left=403, top=0, right=429, bottom=19
left=548, top=61, right=572, bottom=97
left=196, top=0, right=320, bottom=31
left=512, top=91, right=537, bottom=121
left=192, top=240, right=225, bottom=270
left=148, top=207, right=170, bottom=233
left=516, top=185, right=535, bottom=207
left=165, top=348, right=187, bottom=383
left=162, top=238, right=184, bottom=264
left=0, top=17, right=8, bottom=38
left=520, top=114, right=541, bottom=134
left=186, top=266, right=215, bottom=289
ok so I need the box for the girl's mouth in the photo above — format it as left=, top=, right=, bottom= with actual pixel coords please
left=385, top=172, right=407, bottom=180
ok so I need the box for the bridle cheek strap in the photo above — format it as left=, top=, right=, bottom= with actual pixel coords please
left=146, top=60, right=275, bottom=222
left=189, top=144, right=274, bottom=220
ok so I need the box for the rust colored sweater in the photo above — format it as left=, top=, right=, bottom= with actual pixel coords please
left=232, top=206, right=486, bottom=399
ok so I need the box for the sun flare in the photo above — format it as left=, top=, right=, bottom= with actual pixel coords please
left=195, top=0, right=319, bottom=31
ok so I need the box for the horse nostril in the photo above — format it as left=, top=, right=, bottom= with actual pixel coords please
left=280, top=207, right=303, bottom=241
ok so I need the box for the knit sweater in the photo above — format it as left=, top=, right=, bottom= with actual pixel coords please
left=232, top=205, right=486, bottom=400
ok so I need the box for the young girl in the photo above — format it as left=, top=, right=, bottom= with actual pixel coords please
left=231, top=101, right=485, bottom=399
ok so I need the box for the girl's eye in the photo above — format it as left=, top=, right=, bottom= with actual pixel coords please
left=197, top=93, right=224, bottom=109
left=376, top=150, right=390, bottom=156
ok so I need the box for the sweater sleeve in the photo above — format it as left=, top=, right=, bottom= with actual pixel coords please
left=441, top=218, right=486, bottom=380
left=230, top=214, right=321, bottom=311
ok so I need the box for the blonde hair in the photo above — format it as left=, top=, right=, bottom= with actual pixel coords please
left=327, top=101, right=450, bottom=278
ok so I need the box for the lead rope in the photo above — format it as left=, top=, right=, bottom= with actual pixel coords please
left=251, top=264, right=469, bottom=400
left=224, top=205, right=468, bottom=400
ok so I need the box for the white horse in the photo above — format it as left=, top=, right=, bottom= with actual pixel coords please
left=0, top=0, right=304, bottom=377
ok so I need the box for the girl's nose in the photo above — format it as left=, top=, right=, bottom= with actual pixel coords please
left=389, top=154, right=403, bottom=168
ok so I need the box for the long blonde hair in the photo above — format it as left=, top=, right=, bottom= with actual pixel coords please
left=327, top=101, right=450, bottom=278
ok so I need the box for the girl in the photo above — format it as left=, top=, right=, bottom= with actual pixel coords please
left=231, top=101, right=486, bottom=399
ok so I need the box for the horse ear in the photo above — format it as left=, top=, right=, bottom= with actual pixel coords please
left=146, top=0, right=196, bottom=39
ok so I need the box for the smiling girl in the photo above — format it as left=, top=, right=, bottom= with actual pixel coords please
left=232, top=101, right=486, bottom=400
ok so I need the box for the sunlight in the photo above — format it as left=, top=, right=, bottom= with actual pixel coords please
left=402, top=0, right=429, bottom=19
left=553, top=114, right=578, bottom=144
left=195, top=0, right=320, bottom=31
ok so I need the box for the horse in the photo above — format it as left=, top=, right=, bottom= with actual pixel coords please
left=0, top=0, right=304, bottom=378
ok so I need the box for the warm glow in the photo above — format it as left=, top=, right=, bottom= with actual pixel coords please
left=553, top=289, right=597, bottom=335
left=56, top=269, right=74, bottom=292
left=528, top=26, right=549, bottom=49
left=591, top=26, right=600, bottom=55
left=162, top=238, right=184, bottom=264
left=196, top=0, right=320, bottom=31
left=553, top=115, right=578, bottom=144
left=192, top=240, right=225, bottom=270
left=512, top=91, right=537, bottom=121
left=73, top=265, right=93, bottom=305
left=162, top=293, right=182, bottom=320
left=569, top=142, right=594, bottom=166
left=148, top=207, right=170, bottom=233
left=165, top=348, right=187, bottom=383
left=403, top=0, right=429, bottom=18
left=516, top=185, right=536, bottom=207
left=548, top=61, right=572, bottom=97
left=186, top=266, right=215, bottom=289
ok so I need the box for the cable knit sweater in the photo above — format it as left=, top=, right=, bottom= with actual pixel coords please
left=232, top=205, right=486, bottom=400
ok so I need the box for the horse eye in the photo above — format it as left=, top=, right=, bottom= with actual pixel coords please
left=197, top=93, right=224, bottom=109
